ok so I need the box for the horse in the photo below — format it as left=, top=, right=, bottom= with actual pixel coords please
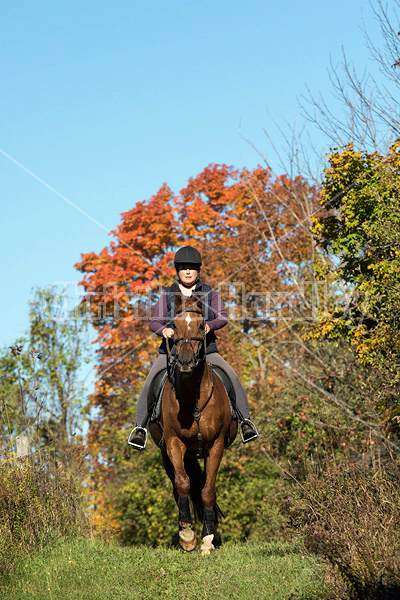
left=149, top=292, right=237, bottom=554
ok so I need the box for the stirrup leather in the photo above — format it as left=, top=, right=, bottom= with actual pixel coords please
left=127, top=426, right=148, bottom=449
left=240, top=419, right=260, bottom=443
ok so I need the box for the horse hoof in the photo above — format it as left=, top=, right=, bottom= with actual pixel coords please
left=179, top=524, right=197, bottom=552
left=179, top=537, right=197, bottom=552
left=200, top=534, right=215, bottom=555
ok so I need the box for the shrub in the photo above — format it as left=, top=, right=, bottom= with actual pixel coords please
left=284, top=457, right=400, bottom=599
left=0, top=449, right=89, bottom=573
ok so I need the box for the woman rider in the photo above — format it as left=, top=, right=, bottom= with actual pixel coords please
left=130, top=245, right=259, bottom=449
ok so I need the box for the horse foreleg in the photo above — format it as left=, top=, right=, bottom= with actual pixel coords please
left=177, top=495, right=196, bottom=551
left=165, top=439, right=196, bottom=551
left=200, top=437, right=224, bottom=554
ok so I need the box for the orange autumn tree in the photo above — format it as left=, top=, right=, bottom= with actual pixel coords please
left=76, top=164, right=318, bottom=542
left=76, top=185, right=177, bottom=456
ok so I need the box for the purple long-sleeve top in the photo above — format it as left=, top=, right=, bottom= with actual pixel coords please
left=150, top=289, right=228, bottom=336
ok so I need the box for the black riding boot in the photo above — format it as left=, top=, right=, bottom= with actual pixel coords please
left=128, top=426, right=147, bottom=450
left=240, top=420, right=259, bottom=443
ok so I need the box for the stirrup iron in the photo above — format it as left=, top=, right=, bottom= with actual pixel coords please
left=127, top=426, right=148, bottom=449
left=240, top=419, right=260, bottom=443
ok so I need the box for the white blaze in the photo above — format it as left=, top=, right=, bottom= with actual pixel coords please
left=185, top=313, right=191, bottom=325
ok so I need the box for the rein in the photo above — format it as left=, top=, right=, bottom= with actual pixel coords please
left=192, top=366, right=214, bottom=451
left=166, top=307, right=213, bottom=457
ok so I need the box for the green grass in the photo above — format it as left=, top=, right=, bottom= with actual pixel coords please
left=0, top=538, right=331, bottom=600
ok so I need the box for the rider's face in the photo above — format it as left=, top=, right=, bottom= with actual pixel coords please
left=178, top=265, right=198, bottom=286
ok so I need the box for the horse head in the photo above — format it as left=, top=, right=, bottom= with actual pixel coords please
left=172, top=293, right=205, bottom=373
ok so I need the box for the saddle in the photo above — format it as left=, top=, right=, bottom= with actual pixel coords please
left=147, top=365, right=238, bottom=423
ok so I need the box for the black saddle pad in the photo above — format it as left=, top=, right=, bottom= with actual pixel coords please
left=148, top=368, right=168, bottom=421
left=211, top=365, right=237, bottom=419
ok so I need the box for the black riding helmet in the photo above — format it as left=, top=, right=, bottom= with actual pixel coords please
left=174, top=246, right=202, bottom=287
left=174, top=246, right=202, bottom=269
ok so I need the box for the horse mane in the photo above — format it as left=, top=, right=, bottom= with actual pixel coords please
left=175, top=292, right=203, bottom=315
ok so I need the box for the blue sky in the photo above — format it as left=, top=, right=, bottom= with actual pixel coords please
left=0, top=0, right=381, bottom=351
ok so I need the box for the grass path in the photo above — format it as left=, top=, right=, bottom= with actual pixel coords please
left=0, top=538, right=330, bottom=600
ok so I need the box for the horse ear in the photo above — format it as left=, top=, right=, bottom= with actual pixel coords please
left=192, top=293, right=203, bottom=311
left=175, top=293, right=184, bottom=310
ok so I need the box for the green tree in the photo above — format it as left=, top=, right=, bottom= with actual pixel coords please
left=0, top=342, right=30, bottom=444
left=312, top=139, right=400, bottom=440
left=0, top=287, right=91, bottom=457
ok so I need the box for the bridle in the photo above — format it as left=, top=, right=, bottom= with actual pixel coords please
left=166, top=308, right=206, bottom=377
